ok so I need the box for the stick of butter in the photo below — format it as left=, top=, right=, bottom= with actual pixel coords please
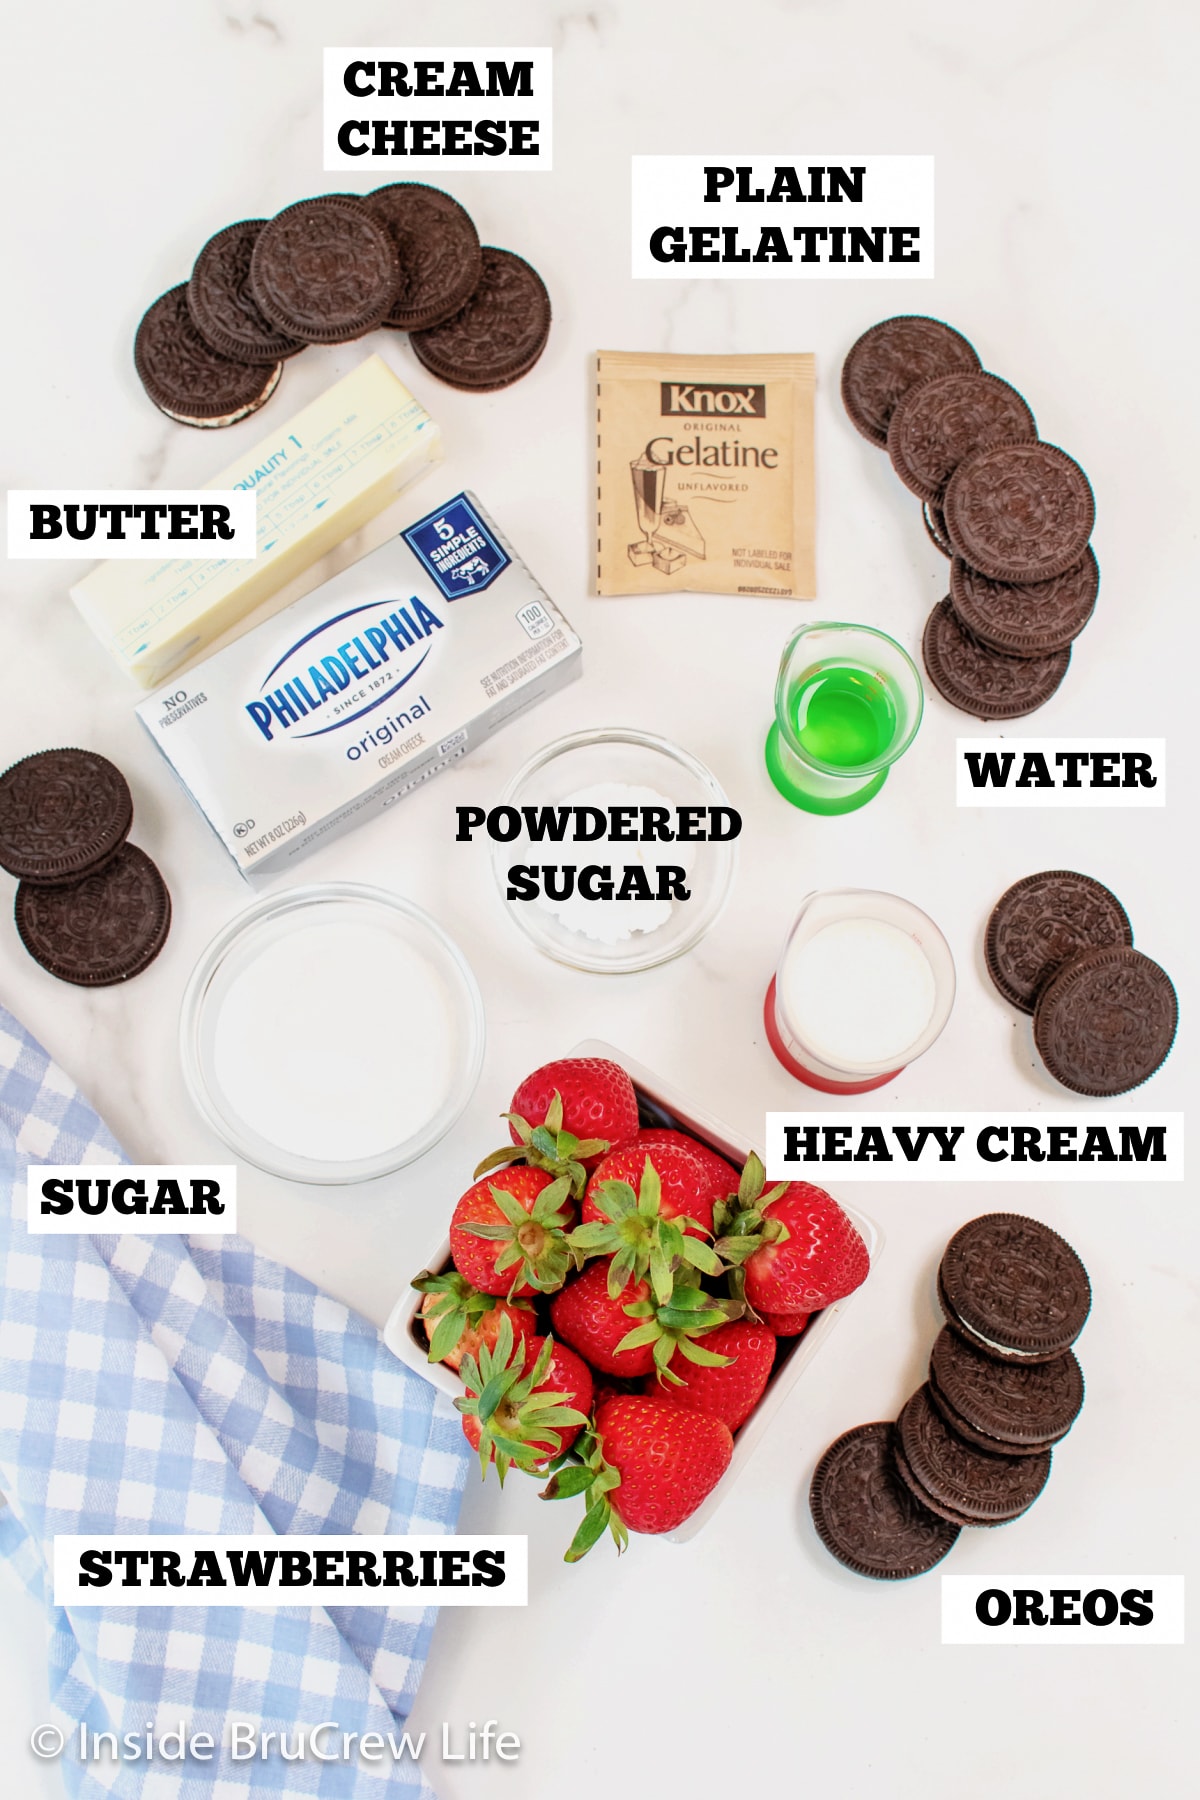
left=71, top=355, right=441, bottom=688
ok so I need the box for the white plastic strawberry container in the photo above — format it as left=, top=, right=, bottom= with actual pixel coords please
left=383, top=1038, right=880, bottom=1543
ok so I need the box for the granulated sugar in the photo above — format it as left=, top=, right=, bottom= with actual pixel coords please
left=212, top=917, right=457, bottom=1163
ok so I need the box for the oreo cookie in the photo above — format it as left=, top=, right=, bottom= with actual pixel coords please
left=985, top=870, right=1134, bottom=1014
left=1033, top=946, right=1178, bottom=1097
left=15, top=844, right=172, bottom=987
left=0, top=749, right=132, bottom=886
left=365, top=183, right=483, bottom=331
left=944, top=441, right=1096, bottom=585
left=187, top=219, right=307, bottom=365
left=950, top=549, right=1099, bottom=659
left=134, top=286, right=283, bottom=428
left=940, top=1213, right=1091, bottom=1364
left=841, top=316, right=981, bottom=447
left=810, top=1421, right=960, bottom=1579
left=922, top=501, right=953, bottom=558
left=895, top=1385, right=1051, bottom=1525
left=922, top=597, right=1070, bottom=719
left=929, top=1326, right=1084, bottom=1454
left=924, top=1383, right=1054, bottom=1459
left=410, top=247, right=551, bottom=390
left=887, top=371, right=1036, bottom=505
left=249, top=196, right=401, bottom=345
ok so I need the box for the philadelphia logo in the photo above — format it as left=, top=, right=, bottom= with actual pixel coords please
left=245, top=597, right=444, bottom=742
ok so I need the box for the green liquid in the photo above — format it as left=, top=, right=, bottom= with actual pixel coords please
left=788, top=662, right=898, bottom=770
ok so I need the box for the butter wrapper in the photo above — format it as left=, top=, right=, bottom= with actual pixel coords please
left=137, top=492, right=581, bottom=879
left=73, top=355, right=441, bottom=688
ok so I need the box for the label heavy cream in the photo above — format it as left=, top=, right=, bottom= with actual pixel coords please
left=72, top=356, right=441, bottom=688
left=137, top=492, right=581, bottom=878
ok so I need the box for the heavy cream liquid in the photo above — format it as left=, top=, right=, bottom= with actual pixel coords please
left=781, top=917, right=937, bottom=1069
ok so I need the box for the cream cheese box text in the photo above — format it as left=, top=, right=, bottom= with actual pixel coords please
left=137, top=491, right=581, bottom=878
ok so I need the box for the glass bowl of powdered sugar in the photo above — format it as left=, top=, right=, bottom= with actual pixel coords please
left=491, top=728, right=737, bottom=973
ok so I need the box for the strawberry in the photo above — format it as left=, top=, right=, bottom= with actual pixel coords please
left=714, top=1154, right=869, bottom=1317
left=508, top=1058, right=639, bottom=1167
left=550, top=1260, right=735, bottom=1379
left=457, top=1317, right=592, bottom=1482
left=449, top=1167, right=576, bottom=1298
left=582, top=1139, right=719, bottom=1237
left=412, top=1269, right=537, bottom=1370
left=762, top=1309, right=811, bottom=1337
left=542, top=1396, right=733, bottom=1556
left=648, top=1320, right=776, bottom=1431
left=628, top=1128, right=739, bottom=1202
left=550, top=1260, right=656, bottom=1377
left=569, top=1156, right=722, bottom=1304
left=473, top=1058, right=639, bottom=1197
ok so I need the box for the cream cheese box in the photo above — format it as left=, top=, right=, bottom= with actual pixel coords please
left=72, top=355, right=441, bottom=688
left=136, top=491, right=582, bottom=879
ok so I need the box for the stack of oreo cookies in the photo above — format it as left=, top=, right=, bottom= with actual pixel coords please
left=841, top=316, right=1098, bottom=720
left=810, top=1212, right=1089, bottom=1580
left=0, top=749, right=171, bottom=986
left=986, top=869, right=1178, bottom=1096
left=134, top=184, right=551, bottom=427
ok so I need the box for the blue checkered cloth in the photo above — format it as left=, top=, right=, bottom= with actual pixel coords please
left=0, top=1004, right=470, bottom=1797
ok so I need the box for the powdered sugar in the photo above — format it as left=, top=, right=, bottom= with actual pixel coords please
left=532, top=782, right=694, bottom=944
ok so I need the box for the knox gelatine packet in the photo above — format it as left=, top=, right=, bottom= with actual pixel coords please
left=596, top=350, right=815, bottom=597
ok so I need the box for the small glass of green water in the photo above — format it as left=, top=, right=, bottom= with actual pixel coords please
left=765, top=622, right=924, bottom=814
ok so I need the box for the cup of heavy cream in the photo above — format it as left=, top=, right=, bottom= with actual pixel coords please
left=181, top=884, right=484, bottom=1183
left=765, top=890, right=955, bottom=1093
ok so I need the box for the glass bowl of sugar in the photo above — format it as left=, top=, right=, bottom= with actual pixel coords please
left=491, top=728, right=738, bottom=973
left=180, top=884, right=485, bottom=1183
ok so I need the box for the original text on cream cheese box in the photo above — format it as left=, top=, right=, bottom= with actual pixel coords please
left=137, top=492, right=581, bottom=878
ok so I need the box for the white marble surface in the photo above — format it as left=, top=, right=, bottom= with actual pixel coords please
left=1, top=1, right=1196, bottom=1794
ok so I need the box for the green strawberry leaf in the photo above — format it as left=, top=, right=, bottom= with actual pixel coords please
left=648, top=1241, right=673, bottom=1306
left=427, top=1305, right=468, bottom=1365
left=738, top=1152, right=766, bottom=1206
left=564, top=1499, right=612, bottom=1562
left=674, top=1336, right=732, bottom=1367
left=567, top=1221, right=614, bottom=1253
left=614, top=1321, right=663, bottom=1353
left=472, top=1145, right=526, bottom=1179
left=540, top=1464, right=594, bottom=1500
left=490, top=1184, right=537, bottom=1228
left=503, top=1111, right=535, bottom=1147
left=680, top=1237, right=722, bottom=1276
left=636, top=1160, right=661, bottom=1218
